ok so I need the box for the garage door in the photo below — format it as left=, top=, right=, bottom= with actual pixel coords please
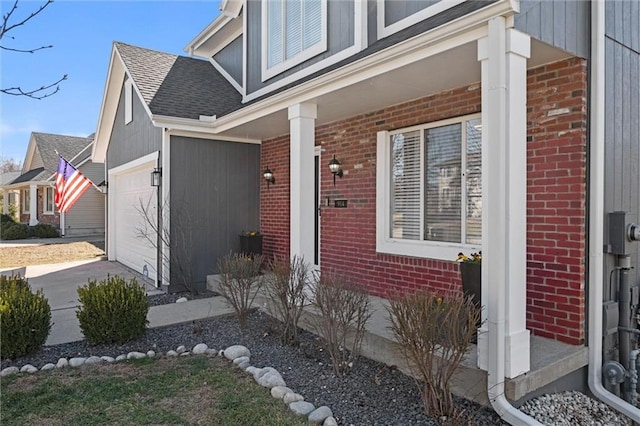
left=109, top=160, right=157, bottom=282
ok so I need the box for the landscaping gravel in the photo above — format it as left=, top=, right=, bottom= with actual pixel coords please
left=146, top=289, right=218, bottom=307
left=1, top=310, right=632, bottom=425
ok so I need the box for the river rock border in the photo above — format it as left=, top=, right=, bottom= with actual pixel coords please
left=0, top=344, right=337, bottom=426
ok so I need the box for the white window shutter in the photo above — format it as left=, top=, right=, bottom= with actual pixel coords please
left=390, top=131, right=421, bottom=240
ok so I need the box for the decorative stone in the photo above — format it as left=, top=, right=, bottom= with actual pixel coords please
left=20, top=364, right=38, bottom=373
left=253, top=367, right=279, bottom=381
left=289, top=401, right=315, bottom=416
left=233, top=356, right=249, bottom=366
left=283, top=392, right=305, bottom=404
left=224, top=345, right=250, bottom=360
left=271, top=386, right=293, bottom=399
left=167, top=350, right=178, bottom=357
left=246, top=366, right=258, bottom=375
left=176, top=297, right=188, bottom=303
left=218, top=349, right=224, bottom=357
left=308, top=406, right=333, bottom=425
left=56, top=358, right=68, bottom=368
left=257, top=371, right=286, bottom=388
left=115, top=355, right=127, bottom=362
left=323, top=416, right=338, bottom=426
left=101, top=356, right=115, bottom=363
left=147, top=350, right=156, bottom=358
left=0, top=366, right=19, bottom=376
left=127, top=352, right=146, bottom=360
left=69, top=357, right=87, bottom=367
left=180, top=352, right=191, bottom=357
left=85, top=356, right=103, bottom=365
left=205, top=349, right=217, bottom=356
left=238, top=360, right=251, bottom=370
left=192, top=343, right=208, bottom=354
left=40, top=363, right=55, bottom=371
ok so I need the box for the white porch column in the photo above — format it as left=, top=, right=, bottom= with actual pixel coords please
left=29, top=184, right=38, bottom=226
left=288, top=103, right=317, bottom=263
left=2, top=190, right=8, bottom=214
left=477, top=20, right=531, bottom=379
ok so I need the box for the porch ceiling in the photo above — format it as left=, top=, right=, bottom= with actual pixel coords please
left=219, top=38, right=570, bottom=141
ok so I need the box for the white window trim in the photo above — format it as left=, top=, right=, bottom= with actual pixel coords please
left=124, top=78, right=133, bottom=124
left=22, top=189, right=30, bottom=214
left=377, top=0, right=467, bottom=40
left=376, top=113, right=481, bottom=262
left=261, top=0, right=328, bottom=82
left=43, top=187, right=55, bottom=214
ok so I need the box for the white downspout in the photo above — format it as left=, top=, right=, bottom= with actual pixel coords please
left=587, top=0, right=640, bottom=420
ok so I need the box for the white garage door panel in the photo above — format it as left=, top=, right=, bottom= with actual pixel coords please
left=113, top=164, right=157, bottom=281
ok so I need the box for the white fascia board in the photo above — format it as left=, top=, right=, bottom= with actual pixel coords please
left=184, top=4, right=242, bottom=57
left=92, top=46, right=126, bottom=163
left=1, top=180, right=50, bottom=191
left=108, top=151, right=159, bottom=176
left=210, top=58, right=243, bottom=93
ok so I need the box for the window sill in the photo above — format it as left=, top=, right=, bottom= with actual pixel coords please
left=376, top=238, right=479, bottom=262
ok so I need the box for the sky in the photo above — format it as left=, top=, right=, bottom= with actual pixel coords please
left=1, top=0, right=222, bottom=164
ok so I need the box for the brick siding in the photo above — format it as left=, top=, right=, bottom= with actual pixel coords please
left=260, top=57, right=587, bottom=345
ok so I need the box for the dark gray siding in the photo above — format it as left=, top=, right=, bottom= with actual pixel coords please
left=246, top=0, right=355, bottom=94
left=606, top=0, right=640, bottom=52
left=107, top=81, right=162, bottom=169
left=603, top=33, right=640, bottom=292
left=213, top=35, right=243, bottom=86
left=170, top=136, right=260, bottom=289
left=514, top=0, right=589, bottom=59
left=384, top=0, right=438, bottom=27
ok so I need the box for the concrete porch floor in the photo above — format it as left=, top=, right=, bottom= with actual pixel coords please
left=208, top=275, right=588, bottom=406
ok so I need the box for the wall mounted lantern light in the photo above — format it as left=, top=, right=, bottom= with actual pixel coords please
left=151, top=168, right=162, bottom=187
left=263, top=167, right=275, bottom=189
left=328, top=155, right=343, bottom=186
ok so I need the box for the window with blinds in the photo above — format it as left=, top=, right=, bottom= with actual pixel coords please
left=264, top=0, right=325, bottom=76
left=388, top=116, right=482, bottom=245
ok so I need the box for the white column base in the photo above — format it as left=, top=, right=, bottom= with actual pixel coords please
left=477, top=326, right=530, bottom=379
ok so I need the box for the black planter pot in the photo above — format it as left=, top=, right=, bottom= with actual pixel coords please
left=239, top=234, right=263, bottom=256
left=459, top=262, right=481, bottom=309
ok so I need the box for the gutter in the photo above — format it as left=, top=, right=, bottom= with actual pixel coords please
left=587, top=0, right=640, bottom=420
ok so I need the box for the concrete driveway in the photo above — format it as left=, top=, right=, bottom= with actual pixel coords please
left=1, top=259, right=159, bottom=345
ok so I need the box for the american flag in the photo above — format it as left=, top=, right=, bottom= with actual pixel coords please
left=55, top=156, right=94, bottom=213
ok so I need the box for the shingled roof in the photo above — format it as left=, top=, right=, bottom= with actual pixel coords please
left=9, top=133, right=93, bottom=184
left=115, top=42, right=242, bottom=120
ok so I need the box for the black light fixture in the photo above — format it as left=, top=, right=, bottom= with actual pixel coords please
left=263, top=167, right=275, bottom=189
left=151, top=168, right=162, bottom=187
left=328, top=155, right=343, bottom=186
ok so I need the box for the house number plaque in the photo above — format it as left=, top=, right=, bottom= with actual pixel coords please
left=334, top=200, right=348, bottom=208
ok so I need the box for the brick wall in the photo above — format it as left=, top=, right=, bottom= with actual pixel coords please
left=18, top=187, right=60, bottom=228
left=260, top=57, right=587, bottom=345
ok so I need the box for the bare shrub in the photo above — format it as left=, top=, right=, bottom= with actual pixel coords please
left=217, top=252, right=264, bottom=329
left=263, top=255, right=310, bottom=345
left=387, top=291, right=481, bottom=419
left=311, top=272, right=371, bottom=377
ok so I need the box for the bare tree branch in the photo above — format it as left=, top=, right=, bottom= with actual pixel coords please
left=1, top=74, right=67, bottom=99
left=0, top=0, right=53, bottom=39
left=1, top=0, right=66, bottom=99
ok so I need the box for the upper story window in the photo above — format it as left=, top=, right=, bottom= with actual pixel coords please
left=262, top=0, right=327, bottom=81
left=378, top=0, right=467, bottom=39
left=376, top=114, right=481, bottom=261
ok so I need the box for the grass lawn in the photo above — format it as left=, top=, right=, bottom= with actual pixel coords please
left=0, top=241, right=105, bottom=268
left=0, top=355, right=307, bottom=426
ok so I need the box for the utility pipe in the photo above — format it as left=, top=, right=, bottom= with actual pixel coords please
left=619, top=257, right=632, bottom=401
left=588, top=0, right=640, bottom=420
left=629, top=349, right=640, bottom=407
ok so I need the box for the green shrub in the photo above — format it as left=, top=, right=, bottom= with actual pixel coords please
left=0, top=213, right=15, bottom=224
left=0, top=275, right=52, bottom=359
left=76, top=275, right=149, bottom=345
left=1, top=223, right=29, bottom=240
left=30, top=223, right=59, bottom=238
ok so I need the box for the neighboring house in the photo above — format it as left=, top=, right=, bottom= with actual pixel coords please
left=1, top=132, right=105, bottom=237
left=91, top=0, right=639, bottom=419
left=0, top=171, right=20, bottom=218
